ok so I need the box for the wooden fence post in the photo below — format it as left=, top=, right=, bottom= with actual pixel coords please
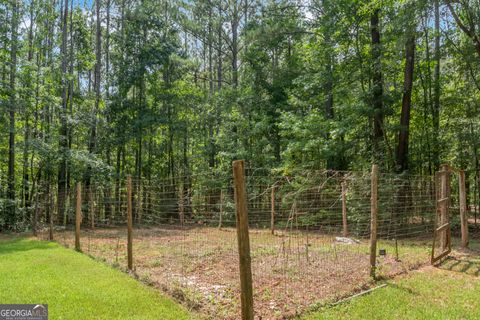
left=341, top=181, right=348, bottom=237
left=127, top=175, right=133, bottom=271
left=233, top=160, right=254, bottom=320
left=271, top=186, right=275, bottom=235
left=75, top=182, right=82, bottom=252
left=370, top=164, right=379, bottom=279
left=439, top=164, right=450, bottom=251
left=459, top=170, right=469, bottom=248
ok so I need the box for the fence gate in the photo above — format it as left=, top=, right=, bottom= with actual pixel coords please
left=431, top=165, right=452, bottom=264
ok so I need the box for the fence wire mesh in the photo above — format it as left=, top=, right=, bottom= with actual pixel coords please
left=32, top=168, right=444, bottom=319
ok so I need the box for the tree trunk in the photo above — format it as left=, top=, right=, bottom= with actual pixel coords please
left=85, top=0, right=102, bottom=207
left=231, top=2, right=239, bottom=89
left=370, top=9, right=385, bottom=161
left=208, top=7, right=214, bottom=95
left=396, top=35, right=416, bottom=173
left=217, top=4, right=223, bottom=90
left=57, top=0, right=70, bottom=225
left=433, top=0, right=440, bottom=171
left=7, top=0, right=19, bottom=228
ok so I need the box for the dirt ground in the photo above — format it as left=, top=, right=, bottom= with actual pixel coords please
left=48, top=226, right=432, bottom=319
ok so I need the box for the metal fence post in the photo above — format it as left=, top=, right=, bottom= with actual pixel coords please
left=342, top=181, right=348, bottom=237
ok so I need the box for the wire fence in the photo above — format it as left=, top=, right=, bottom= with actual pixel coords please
left=29, top=166, right=466, bottom=319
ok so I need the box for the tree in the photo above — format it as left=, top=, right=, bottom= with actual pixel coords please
left=370, top=8, right=385, bottom=163
left=57, top=0, right=70, bottom=224
left=7, top=0, right=19, bottom=228
left=446, top=0, right=480, bottom=57
left=396, top=33, right=416, bottom=172
left=1, top=0, right=480, bottom=229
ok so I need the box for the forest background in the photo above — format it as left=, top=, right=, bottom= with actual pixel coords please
left=1, top=0, right=479, bottom=229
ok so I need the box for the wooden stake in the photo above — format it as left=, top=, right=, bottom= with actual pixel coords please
left=395, top=238, right=399, bottom=261
left=115, top=236, right=120, bottom=263
left=271, top=186, right=275, bottom=235
left=218, top=189, right=223, bottom=229
left=370, top=164, right=379, bottom=279
left=127, top=175, right=133, bottom=271
left=233, top=160, right=254, bottom=320
left=306, top=225, right=310, bottom=264
left=341, top=181, right=348, bottom=237
left=459, top=170, right=469, bottom=248
left=75, top=182, right=82, bottom=252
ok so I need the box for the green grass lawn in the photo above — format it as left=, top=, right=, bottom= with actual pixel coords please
left=302, top=253, right=480, bottom=320
left=0, top=237, right=195, bottom=320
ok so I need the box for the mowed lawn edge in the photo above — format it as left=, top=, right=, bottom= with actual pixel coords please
left=301, top=262, right=480, bottom=320
left=0, top=237, right=197, bottom=320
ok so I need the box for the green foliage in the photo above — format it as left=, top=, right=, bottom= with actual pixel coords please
left=2, top=0, right=480, bottom=229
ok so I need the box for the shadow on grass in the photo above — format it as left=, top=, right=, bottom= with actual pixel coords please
left=0, top=237, right=55, bottom=255
left=438, top=256, right=480, bottom=276
left=386, top=282, right=419, bottom=295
